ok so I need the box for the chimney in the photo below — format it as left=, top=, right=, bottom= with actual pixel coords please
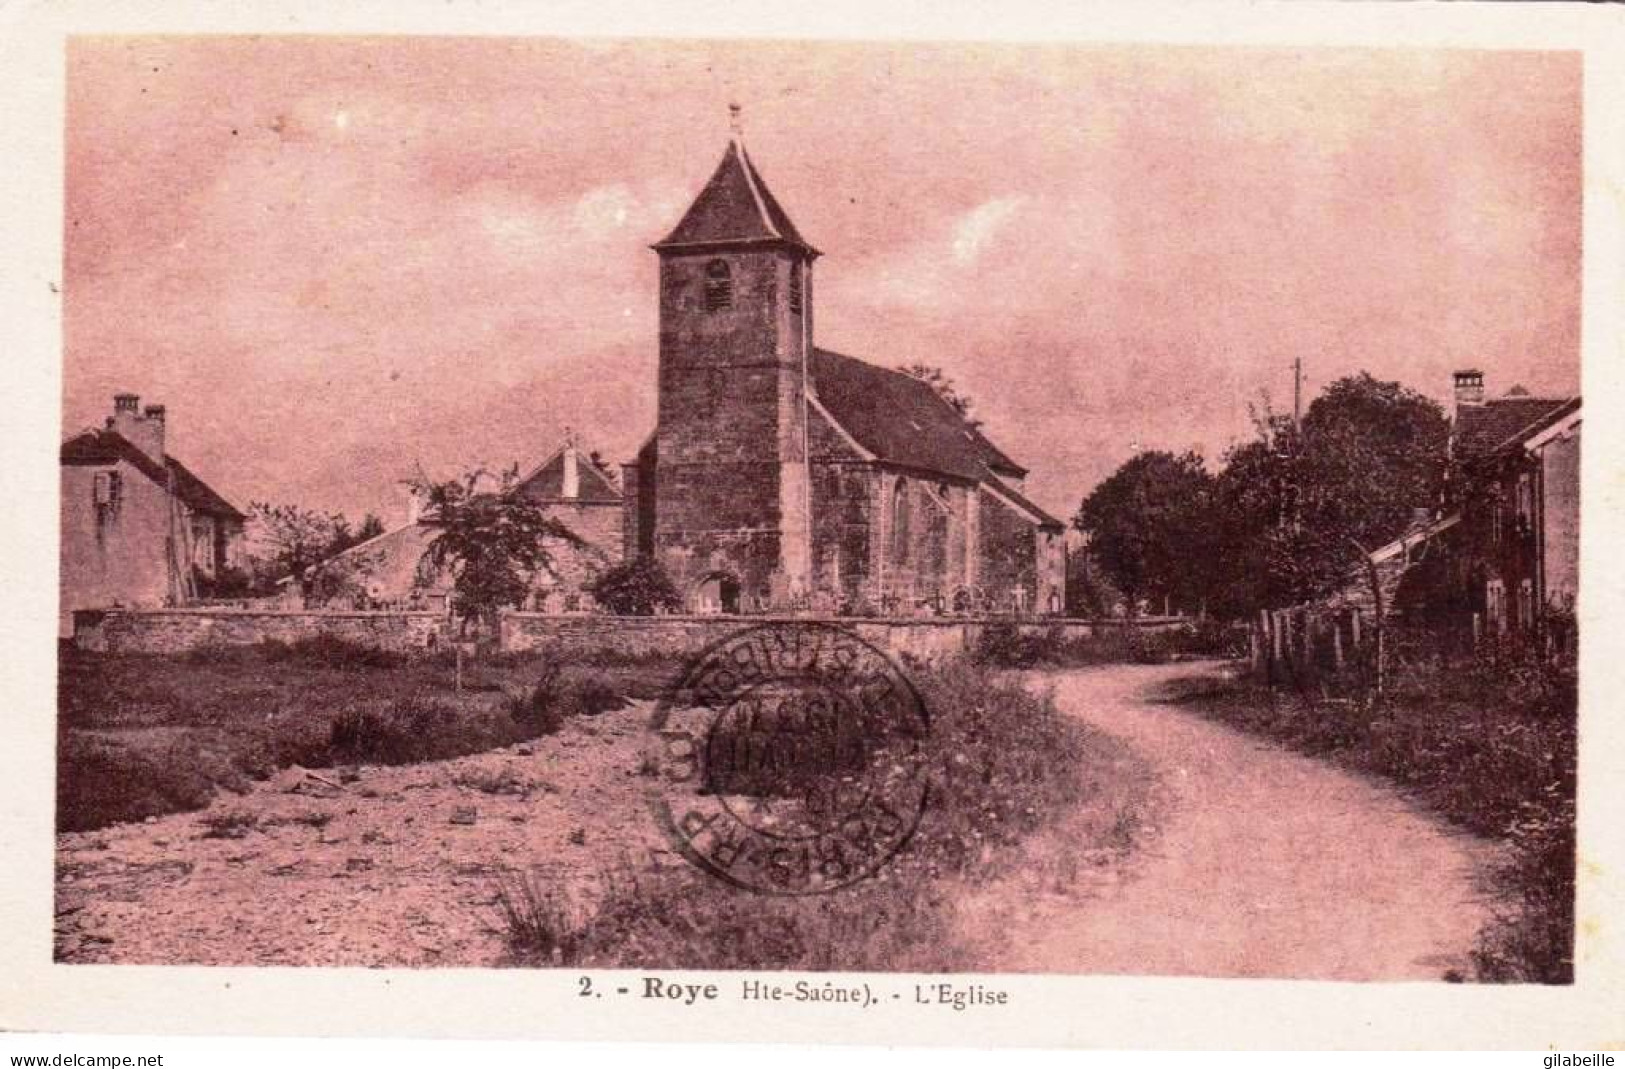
left=1453, top=369, right=1485, bottom=412
left=109, top=393, right=166, bottom=464
left=561, top=438, right=580, bottom=500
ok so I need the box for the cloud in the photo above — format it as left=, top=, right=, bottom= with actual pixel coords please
left=951, top=196, right=1025, bottom=264
left=62, top=39, right=1579, bottom=524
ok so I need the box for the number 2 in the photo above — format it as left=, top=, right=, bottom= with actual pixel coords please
left=579, top=976, right=593, bottom=997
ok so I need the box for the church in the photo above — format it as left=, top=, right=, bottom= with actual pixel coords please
left=623, top=136, right=1066, bottom=616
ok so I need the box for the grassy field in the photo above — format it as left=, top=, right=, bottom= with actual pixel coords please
left=58, top=635, right=1154, bottom=972
left=56, top=636, right=681, bottom=832
left=497, top=658, right=1154, bottom=972
left=1159, top=644, right=1577, bottom=984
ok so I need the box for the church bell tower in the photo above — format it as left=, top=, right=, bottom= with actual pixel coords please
left=651, top=122, right=819, bottom=609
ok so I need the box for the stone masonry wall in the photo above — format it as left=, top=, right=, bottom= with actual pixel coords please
left=500, top=612, right=1187, bottom=664
left=72, top=606, right=1187, bottom=663
left=73, top=609, right=448, bottom=655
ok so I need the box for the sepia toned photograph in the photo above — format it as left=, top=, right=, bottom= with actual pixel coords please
left=50, top=31, right=1583, bottom=993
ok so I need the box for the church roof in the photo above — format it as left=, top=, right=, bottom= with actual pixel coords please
left=655, top=140, right=818, bottom=256
left=810, top=348, right=1060, bottom=527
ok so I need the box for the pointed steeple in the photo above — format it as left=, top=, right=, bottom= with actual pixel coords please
left=655, top=136, right=818, bottom=257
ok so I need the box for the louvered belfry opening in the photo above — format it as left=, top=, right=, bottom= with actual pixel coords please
left=703, top=258, right=734, bottom=311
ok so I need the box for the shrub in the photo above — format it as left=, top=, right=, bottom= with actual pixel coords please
left=258, top=634, right=403, bottom=669
left=57, top=733, right=219, bottom=832
left=328, top=699, right=465, bottom=765
left=454, top=768, right=544, bottom=797
left=971, top=620, right=1049, bottom=668
left=494, top=870, right=584, bottom=965
left=197, top=810, right=259, bottom=839
left=586, top=555, right=683, bottom=616
left=194, top=566, right=254, bottom=600
left=506, top=657, right=569, bottom=734
left=571, top=676, right=629, bottom=717
left=505, top=655, right=629, bottom=732
left=566, top=870, right=962, bottom=972
left=971, top=620, right=1226, bottom=668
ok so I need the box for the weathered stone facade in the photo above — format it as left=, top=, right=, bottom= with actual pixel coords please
left=625, top=139, right=1066, bottom=615
left=60, top=394, right=245, bottom=634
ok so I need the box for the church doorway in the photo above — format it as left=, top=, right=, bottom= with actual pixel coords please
left=692, top=572, right=742, bottom=615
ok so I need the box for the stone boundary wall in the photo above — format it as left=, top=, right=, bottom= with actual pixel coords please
left=71, top=607, right=1190, bottom=661
left=71, top=608, right=449, bottom=655
left=499, top=612, right=1190, bottom=663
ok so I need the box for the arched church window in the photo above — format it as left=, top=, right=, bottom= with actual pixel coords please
left=890, top=480, right=911, bottom=566
left=703, top=259, right=733, bottom=311
left=788, top=260, right=803, bottom=316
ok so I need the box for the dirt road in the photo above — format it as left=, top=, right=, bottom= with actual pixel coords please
left=55, top=701, right=675, bottom=966
left=957, top=661, right=1498, bottom=980
left=56, top=659, right=1497, bottom=976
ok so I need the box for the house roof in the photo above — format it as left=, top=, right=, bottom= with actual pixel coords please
left=514, top=445, right=621, bottom=504
left=654, top=140, right=818, bottom=256
left=1369, top=512, right=1462, bottom=565
left=310, top=520, right=449, bottom=592
left=1455, top=395, right=1580, bottom=459
left=808, top=347, right=1061, bottom=528
left=60, top=428, right=245, bottom=520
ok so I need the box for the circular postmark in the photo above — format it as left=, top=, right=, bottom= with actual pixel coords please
left=646, top=621, right=931, bottom=895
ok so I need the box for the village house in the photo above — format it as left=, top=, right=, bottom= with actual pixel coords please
left=1437, top=370, right=1579, bottom=638
left=622, top=137, right=1067, bottom=615
left=305, top=436, right=624, bottom=613
left=59, top=393, right=246, bottom=632
left=1325, top=370, right=1580, bottom=647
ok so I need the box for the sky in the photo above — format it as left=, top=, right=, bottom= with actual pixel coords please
left=64, top=37, right=1581, bottom=526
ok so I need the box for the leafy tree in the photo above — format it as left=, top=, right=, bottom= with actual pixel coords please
left=1064, top=546, right=1123, bottom=618
left=1074, top=450, right=1216, bottom=617
left=1215, top=373, right=1449, bottom=610
left=243, top=504, right=391, bottom=597
left=414, top=465, right=582, bottom=633
left=244, top=502, right=354, bottom=597
left=902, top=364, right=982, bottom=429
left=587, top=554, right=683, bottom=616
